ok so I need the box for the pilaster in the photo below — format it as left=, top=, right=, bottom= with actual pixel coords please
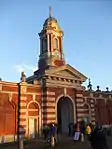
left=18, top=82, right=27, bottom=139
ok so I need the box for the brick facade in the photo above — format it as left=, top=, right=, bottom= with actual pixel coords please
left=1, top=10, right=112, bottom=142
left=0, top=80, right=112, bottom=141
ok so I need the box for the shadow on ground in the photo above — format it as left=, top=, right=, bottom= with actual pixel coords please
left=0, top=135, right=112, bottom=149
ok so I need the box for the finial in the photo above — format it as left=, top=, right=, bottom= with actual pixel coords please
left=87, top=78, right=92, bottom=91
left=96, top=85, right=101, bottom=92
left=106, top=87, right=109, bottom=92
left=49, top=6, right=52, bottom=18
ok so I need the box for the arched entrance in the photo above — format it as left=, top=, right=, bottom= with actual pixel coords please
left=82, top=102, right=91, bottom=124
left=27, top=102, right=39, bottom=138
left=57, top=96, right=74, bottom=134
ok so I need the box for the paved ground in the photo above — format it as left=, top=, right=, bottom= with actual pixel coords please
left=0, top=135, right=112, bottom=149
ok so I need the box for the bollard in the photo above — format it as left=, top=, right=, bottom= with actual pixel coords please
left=19, top=140, right=24, bottom=149
left=1, top=136, right=4, bottom=144
left=51, top=136, right=55, bottom=147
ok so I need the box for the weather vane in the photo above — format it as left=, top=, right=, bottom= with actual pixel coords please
left=49, top=6, right=52, bottom=17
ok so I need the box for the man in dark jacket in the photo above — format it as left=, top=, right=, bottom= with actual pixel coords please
left=90, top=125, right=108, bottom=149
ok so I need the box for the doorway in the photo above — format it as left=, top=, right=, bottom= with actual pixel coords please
left=28, top=102, right=39, bottom=138
left=57, top=97, right=74, bottom=134
left=29, top=118, right=37, bottom=138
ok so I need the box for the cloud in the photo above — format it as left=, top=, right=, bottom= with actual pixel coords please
left=14, top=63, right=37, bottom=75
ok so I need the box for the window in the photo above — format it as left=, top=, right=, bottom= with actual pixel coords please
left=54, top=38, right=58, bottom=49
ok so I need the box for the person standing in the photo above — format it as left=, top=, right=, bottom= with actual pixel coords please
left=73, top=123, right=81, bottom=141
left=51, top=124, right=57, bottom=144
left=90, top=125, right=109, bottom=149
left=86, top=124, right=92, bottom=140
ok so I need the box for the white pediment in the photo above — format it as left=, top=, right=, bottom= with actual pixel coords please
left=45, top=64, right=87, bottom=82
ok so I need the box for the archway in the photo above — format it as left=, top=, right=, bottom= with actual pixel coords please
left=27, top=102, right=39, bottom=138
left=82, top=102, right=91, bottom=124
left=57, top=96, right=74, bottom=134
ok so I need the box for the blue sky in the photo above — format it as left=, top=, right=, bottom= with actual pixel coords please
left=0, top=0, right=112, bottom=91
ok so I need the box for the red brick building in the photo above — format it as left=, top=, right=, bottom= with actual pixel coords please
left=0, top=10, right=112, bottom=142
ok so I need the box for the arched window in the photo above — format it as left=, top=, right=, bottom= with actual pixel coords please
left=54, top=38, right=58, bottom=49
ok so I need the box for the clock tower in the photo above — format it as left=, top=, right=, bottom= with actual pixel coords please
left=38, top=7, right=65, bottom=71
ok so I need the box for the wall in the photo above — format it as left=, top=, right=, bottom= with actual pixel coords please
left=1, top=80, right=112, bottom=142
left=84, top=91, right=112, bottom=125
left=0, top=81, right=42, bottom=142
left=0, top=82, right=18, bottom=142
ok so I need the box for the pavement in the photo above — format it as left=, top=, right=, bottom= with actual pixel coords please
left=0, top=135, right=112, bottom=149
left=24, top=135, right=112, bottom=149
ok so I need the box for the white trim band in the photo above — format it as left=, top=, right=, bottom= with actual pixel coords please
left=47, top=97, right=55, bottom=101
left=19, top=121, right=26, bottom=126
left=46, top=91, right=55, bottom=95
left=20, top=102, right=26, bottom=107
left=20, top=115, right=26, bottom=119
left=42, top=108, right=55, bottom=112
left=43, top=114, right=56, bottom=118
left=76, top=94, right=83, bottom=98
left=76, top=98, right=84, bottom=102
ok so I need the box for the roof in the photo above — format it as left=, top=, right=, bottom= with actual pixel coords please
left=43, top=16, right=57, bottom=27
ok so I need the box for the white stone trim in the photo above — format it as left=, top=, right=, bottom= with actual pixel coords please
left=21, top=97, right=27, bottom=101
left=0, top=83, right=2, bottom=91
left=21, top=86, right=27, bottom=94
left=20, top=115, right=26, bottom=119
left=90, top=93, right=93, bottom=97
left=91, top=104, right=94, bottom=108
left=28, top=116, right=39, bottom=118
left=32, top=94, right=36, bottom=101
left=43, top=114, right=56, bottom=118
left=26, top=100, right=41, bottom=137
left=19, top=109, right=26, bottom=112
left=77, top=113, right=89, bottom=117
left=91, top=100, right=94, bottom=103
left=43, top=102, right=55, bottom=107
left=20, top=102, right=26, bottom=107
left=99, top=94, right=102, bottom=98
left=76, top=94, right=83, bottom=98
left=76, top=98, right=84, bottom=102
left=77, top=109, right=89, bottom=112
left=109, top=95, right=111, bottom=99
left=42, top=108, right=55, bottom=112
left=46, top=91, right=55, bottom=95
left=19, top=121, right=26, bottom=126
left=28, top=109, right=38, bottom=111
left=77, top=117, right=82, bottom=122
left=64, top=88, right=67, bottom=96
left=76, top=103, right=83, bottom=107
left=8, top=93, right=13, bottom=102
left=91, top=109, right=95, bottom=112
left=47, top=97, right=55, bottom=101
left=0, top=91, right=41, bottom=95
